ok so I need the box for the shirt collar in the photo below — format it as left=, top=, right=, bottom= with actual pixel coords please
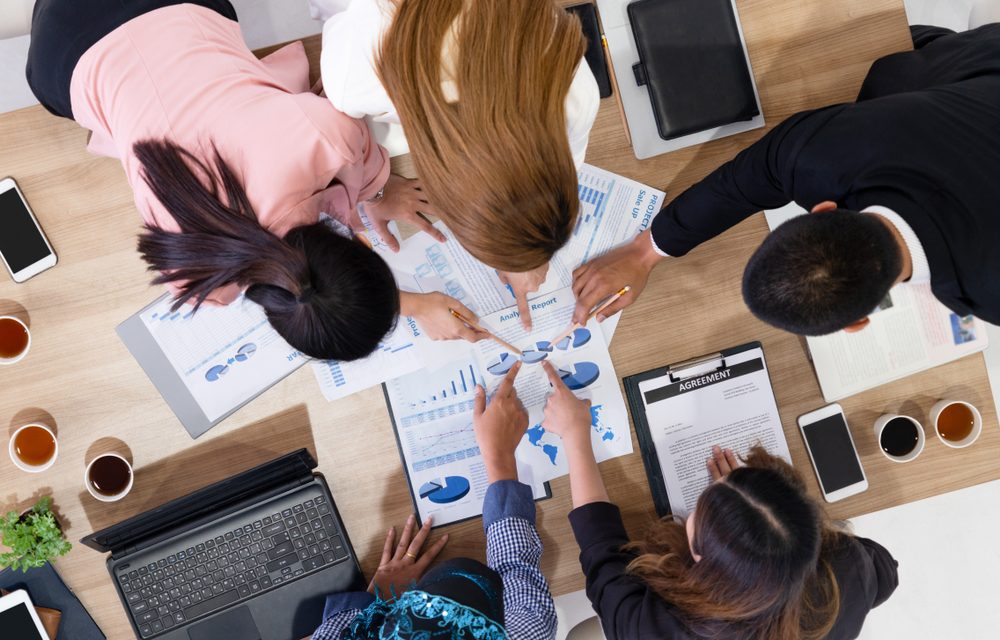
left=862, top=205, right=931, bottom=284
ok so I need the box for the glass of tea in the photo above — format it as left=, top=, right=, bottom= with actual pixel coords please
left=85, top=453, right=134, bottom=502
left=0, top=316, right=31, bottom=365
left=8, top=423, right=58, bottom=473
left=873, top=414, right=925, bottom=463
left=931, top=400, right=982, bottom=449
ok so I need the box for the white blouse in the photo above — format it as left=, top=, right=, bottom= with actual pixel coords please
left=309, top=0, right=601, bottom=163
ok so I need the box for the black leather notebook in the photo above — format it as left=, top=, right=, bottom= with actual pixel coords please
left=628, top=0, right=759, bottom=140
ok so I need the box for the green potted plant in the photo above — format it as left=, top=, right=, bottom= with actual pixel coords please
left=0, top=496, right=72, bottom=571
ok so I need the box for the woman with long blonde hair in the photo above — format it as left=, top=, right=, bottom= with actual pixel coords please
left=539, top=361, right=899, bottom=640
left=311, top=0, right=599, bottom=329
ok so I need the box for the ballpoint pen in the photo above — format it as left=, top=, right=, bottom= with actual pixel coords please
left=548, top=285, right=631, bottom=347
left=449, top=308, right=523, bottom=355
left=602, top=34, right=632, bottom=146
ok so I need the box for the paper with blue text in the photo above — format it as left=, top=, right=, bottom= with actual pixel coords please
left=474, top=286, right=634, bottom=483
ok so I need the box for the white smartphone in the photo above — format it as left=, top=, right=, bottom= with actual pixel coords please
left=0, top=589, right=52, bottom=640
left=0, top=177, right=57, bottom=282
left=798, top=403, right=868, bottom=502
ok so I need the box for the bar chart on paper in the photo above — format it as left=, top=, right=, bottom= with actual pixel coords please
left=386, top=360, right=485, bottom=472
left=576, top=171, right=613, bottom=235
left=312, top=321, right=423, bottom=401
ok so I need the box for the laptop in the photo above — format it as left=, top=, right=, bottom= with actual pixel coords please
left=81, top=450, right=364, bottom=640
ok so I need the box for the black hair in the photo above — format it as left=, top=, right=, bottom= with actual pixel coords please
left=133, top=139, right=399, bottom=361
left=742, top=210, right=902, bottom=336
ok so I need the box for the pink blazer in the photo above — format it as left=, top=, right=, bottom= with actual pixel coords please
left=70, top=4, right=389, bottom=304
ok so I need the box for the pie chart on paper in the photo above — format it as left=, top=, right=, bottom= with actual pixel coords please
left=559, top=362, right=600, bottom=390
left=487, top=353, right=518, bottom=376
left=419, top=476, right=471, bottom=504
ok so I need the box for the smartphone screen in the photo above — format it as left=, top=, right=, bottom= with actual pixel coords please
left=0, top=188, right=53, bottom=274
left=802, top=414, right=865, bottom=494
left=0, top=603, right=47, bottom=640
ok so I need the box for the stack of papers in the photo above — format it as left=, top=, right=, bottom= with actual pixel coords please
left=315, top=164, right=664, bottom=525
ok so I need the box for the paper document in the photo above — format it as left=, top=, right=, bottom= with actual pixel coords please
left=139, top=295, right=304, bottom=421
left=385, top=358, right=549, bottom=527
left=474, top=286, right=633, bottom=483
left=315, top=164, right=663, bottom=410
left=807, top=284, right=990, bottom=401
left=380, top=163, right=664, bottom=348
left=636, top=347, right=791, bottom=517
left=312, top=318, right=425, bottom=402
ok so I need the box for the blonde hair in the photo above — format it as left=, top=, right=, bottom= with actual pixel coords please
left=378, top=0, right=585, bottom=272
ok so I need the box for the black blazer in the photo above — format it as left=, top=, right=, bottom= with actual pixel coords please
left=651, top=25, right=1000, bottom=324
left=569, top=502, right=899, bottom=640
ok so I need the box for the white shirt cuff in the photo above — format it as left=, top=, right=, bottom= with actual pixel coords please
left=649, top=232, right=671, bottom=258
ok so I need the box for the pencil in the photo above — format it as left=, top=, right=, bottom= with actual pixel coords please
left=449, top=308, right=523, bottom=355
left=548, top=286, right=631, bottom=347
left=602, top=34, right=632, bottom=146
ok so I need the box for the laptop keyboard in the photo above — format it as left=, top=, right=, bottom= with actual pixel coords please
left=117, top=495, right=348, bottom=638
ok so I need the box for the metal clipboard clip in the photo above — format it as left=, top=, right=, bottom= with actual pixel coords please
left=668, top=352, right=728, bottom=383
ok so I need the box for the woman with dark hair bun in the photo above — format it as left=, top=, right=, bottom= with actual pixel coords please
left=25, top=0, right=482, bottom=361
left=538, top=361, right=899, bottom=640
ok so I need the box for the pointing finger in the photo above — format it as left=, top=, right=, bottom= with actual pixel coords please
left=474, top=385, right=486, bottom=417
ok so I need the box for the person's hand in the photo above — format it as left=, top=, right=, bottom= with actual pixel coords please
left=365, top=174, right=448, bottom=251
left=571, top=229, right=663, bottom=325
left=498, top=264, right=550, bottom=331
left=400, top=292, right=490, bottom=342
left=540, top=361, right=592, bottom=449
left=706, top=446, right=740, bottom=480
left=368, top=514, right=449, bottom=598
left=473, top=361, right=528, bottom=482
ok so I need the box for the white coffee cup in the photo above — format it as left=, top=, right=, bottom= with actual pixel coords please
left=8, top=423, right=58, bottom=473
left=84, top=453, right=134, bottom=502
left=0, top=315, right=31, bottom=365
left=930, top=400, right=982, bottom=449
left=873, top=414, right=925, bottom=463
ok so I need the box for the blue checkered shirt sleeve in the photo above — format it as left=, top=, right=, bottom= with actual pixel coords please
left=311, top=609, right=357, bottom=640
left=484, top=481, right=557, bottom=640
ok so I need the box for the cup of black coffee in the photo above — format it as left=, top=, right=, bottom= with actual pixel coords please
left=873, top=414, right=925, bottom=463
left=85, top=453, right=134, bottom=502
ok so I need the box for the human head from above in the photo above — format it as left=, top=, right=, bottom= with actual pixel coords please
left=376, top=0, right=583, bottom=274
left=628, top=448, right=840, bottom=640
left=133, top=140, right=399, bottom=362
left=742, top=205, right=904, bottom=336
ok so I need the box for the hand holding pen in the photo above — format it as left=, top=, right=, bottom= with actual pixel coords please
left=551, top=286, right=630, bottom=346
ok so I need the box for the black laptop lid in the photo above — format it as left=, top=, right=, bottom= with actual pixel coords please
left=81, top=449, right=316, bottom=554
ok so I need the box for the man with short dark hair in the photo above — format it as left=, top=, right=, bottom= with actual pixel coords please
left=572, top=23, right=1000, bottom=336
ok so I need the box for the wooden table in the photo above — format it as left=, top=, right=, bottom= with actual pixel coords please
left=2, top=0, right=996, bottom=636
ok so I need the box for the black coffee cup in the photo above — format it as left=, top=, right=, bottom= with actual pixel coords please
left=874, top=414, right=924, bottom=462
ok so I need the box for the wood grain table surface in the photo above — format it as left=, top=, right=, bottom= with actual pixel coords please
left=2, top=1, right=996, bottom=637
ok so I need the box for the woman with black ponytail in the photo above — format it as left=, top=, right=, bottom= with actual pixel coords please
left=26, top=0, right=483, bottom=361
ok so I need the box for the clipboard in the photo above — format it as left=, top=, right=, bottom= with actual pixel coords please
left=623, top=341, right=779, bottom=517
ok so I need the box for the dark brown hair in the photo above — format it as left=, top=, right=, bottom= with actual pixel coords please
left=627, top=448, right=841, bottom=640
left=377, top=0, right=584, bottom=272
left=134, top=140, right=399, bottom=361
